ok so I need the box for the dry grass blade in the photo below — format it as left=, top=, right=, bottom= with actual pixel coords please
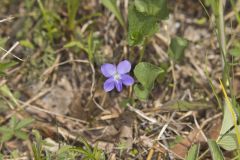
left=0, top=42, right=20, bottom=60
left=0, top=16, right=14, bottom=23
left=127, top=104, right=157, bottom=123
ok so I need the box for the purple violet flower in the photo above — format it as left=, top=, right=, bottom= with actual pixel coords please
left=101, top=60, right=134, bottom=92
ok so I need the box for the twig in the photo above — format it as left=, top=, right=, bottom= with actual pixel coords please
left=0, top=41, right=19, bottom=60
left=0, top=16, right=14, bottom=23
left=0, top=79, right=7, bottom=86
left=200, top=112, right=222, bottom=128
left=89, top=62, right=108, bottom=112
left=0, top=45, right=24, bottom=61
left=127, top=104, right=157, bottom=123
left=157, top=112, right=176, bottom=140
left=170, top=60, right=176, bottom=99
left=146, top=148, right=155, bottom=160
left=198, top=148, right=210, bottom=160
left=193, top=112, right=208, bottom=142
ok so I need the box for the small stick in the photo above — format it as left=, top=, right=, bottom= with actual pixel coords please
left=0, top=16, right=14, bottom=23
left=170, top=60, right=176, bottom=99
left=1, top=41, right=19, bottom=60
left=157, top=112, right=176, bottom=140
left=146, top=148, right=155, bottom=160
left=89, top=62, right=108, bottom=112
left=0, top=45, right=24, bottom=61
left=127, top=104, right=157, bottom=123
left=193, top=112, right=208, bottom=142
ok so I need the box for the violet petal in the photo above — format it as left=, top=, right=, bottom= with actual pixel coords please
left=101, top=63, right=116, bottom=77
left=117, top=60, right=131, bottom=74
left=121, top=74, right=134, bottom=86
left=114, top=80, right=123, bottom=92
left=104, top=77, right=115, bottom=92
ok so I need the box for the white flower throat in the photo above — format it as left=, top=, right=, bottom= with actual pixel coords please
left=114, top=73, right=120, bottom=80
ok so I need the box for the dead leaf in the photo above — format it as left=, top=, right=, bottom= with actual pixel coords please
left=171, top=128, right=205, bottom=158
left=96, top=141, right=114, bottom=153
left=139, top=136, right=154, bottom=148
left=39, top=77, right=73, bottom=114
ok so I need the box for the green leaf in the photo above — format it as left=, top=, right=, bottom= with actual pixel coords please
left=57, top=145, right=73, bottom=155
left=0, top=37, right=7, bottom=48
left=64, top=41, right=87, bottom=51
left=19, top=40, right=34, bottom=49
left=10, top=116, right=18, bottom=128
left=128, top=4, right=159, bottom=46
left=218, top=125, right=240, bottom=151
left=134, top=84, right=150, bottom=100
left=1, top=131, right=14, bottom=142
left=185, top=144, right=200, bottom=160
left=11, top=150, right=20, bottom=159
left=169, top=135, right=183, bottom=148
left=134, top=0, right=169, bottom=18
left=134, top=62, right=164, bottom=100
left=0, top=61, right=17, bottom=71
left=128, top=0, right=169, bottom=46
left=32, top=130, right=45, bottom=160
left=120, top=98, right=134, bottom=108
left=0, top=153, right=3, bottom=159
left=101, top=0, right=125, bottom=27
left=229, top=47, right=240, bottom=57
left=87, top=32, right=94, bottom=61
left=0, top=84, right=19, bottom=106
left=15, top=130, right=28, bottom=140
left=134, top=62, right=163, bottom=89
left=205, top=0, right=219, bottom=15
left=168, top=36, right=188, bottom=61
left=0, top=99, right=8, bottom=113
left=218, top=133, right=238, bottom=151
left=229, top=42, right=240, bottom=57
left=0, top=126, right=12, bottom=133
left=207, top=140, right=224, bottom=160
left=0, top=71, right=5, bottom=76
left=0, top=61, right=18, bottom=75
left=56, top=145, right=78, bottom=159
left=195, top=17, right=207, bottom=25
left=16, top=118, right=34, bottom=130
left=64, top=35, right=97, bottom=62
left=67, top=0, right=80, bottom=30
left=219, top=99, right=236, bottom=137
left=32, top=129, right=42, bottom=144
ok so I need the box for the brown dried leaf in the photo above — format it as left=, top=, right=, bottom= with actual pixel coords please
left=171, top=128, right=205, bottom=158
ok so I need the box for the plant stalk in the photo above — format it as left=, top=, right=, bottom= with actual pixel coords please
left=217, top=0, right=228, bottom=88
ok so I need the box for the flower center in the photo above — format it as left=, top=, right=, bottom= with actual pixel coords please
left=113, top=73, right=120, bottom=80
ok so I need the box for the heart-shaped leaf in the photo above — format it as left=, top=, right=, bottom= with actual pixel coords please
left=168, top=36, right=188, bottom=62
left=218, top=125, right=240, bottom=151
left=134, top=62, right=164, bottom=100
left=134, top=0, right=169, bottom=18
left=128, top=0, right=169, bottom=46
